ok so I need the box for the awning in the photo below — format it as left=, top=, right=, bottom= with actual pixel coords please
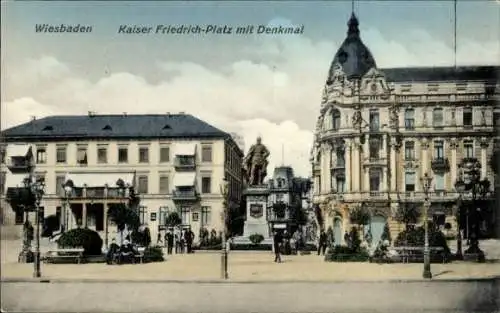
left=173, top=173, right=196, bottom=187
left=5, top=173, right=31, bottom=188
left=175, top=143, right=196, bottom=156
left=65, top=172, right=135, bottom=187
left=6, top=144, right=32, bottom=159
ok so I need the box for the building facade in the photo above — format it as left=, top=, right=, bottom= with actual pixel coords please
left=311, top=13, right=500, bottom=245
left=0, top=113, right=244, bottom=246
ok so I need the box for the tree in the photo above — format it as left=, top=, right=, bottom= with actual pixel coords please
left=107, top=203, right=140, bottom=245
left=394, top=204, right=421, bottom=231
left=349, top=205, right=371, bottom=235
left=381, top=222, right=392, bottom=244
left=489, top=149, right=499, bottom=176
left=314, top=204, right=324, bottom=231
left=165, top=211, right=182, bottom=228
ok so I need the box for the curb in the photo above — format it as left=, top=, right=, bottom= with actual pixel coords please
left=2, top=276, right=499, bottom=284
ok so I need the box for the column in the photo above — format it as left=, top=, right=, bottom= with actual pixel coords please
left=363, top=135, right=370, bottom=192
left=450, top=139, right=458, bottom=185
left=352, top=138, right=361, bottom=192
left=481, top=139, right=488, bottom=179
left=383, top=168, right=388, bottom=192
left=421, top=138, right=429, bottom=178
left=382, top=134, right=388, bottom=159
left=326, top=144, right=332, bottom=192
left=390, top=138, right=397, bottom=192
left=345, top=139, right=351, bottom=192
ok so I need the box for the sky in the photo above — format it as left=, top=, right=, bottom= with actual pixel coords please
left=1, top=0, right=499, bottom=177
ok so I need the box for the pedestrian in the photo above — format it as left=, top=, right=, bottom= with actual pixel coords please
left=157, top=232, right=163, bottom=245
left=185, top=229, right=193, bottom=253
left=273, top=231, right=282, bottom=263
left=166, top=230, right=174, bottom=254
left=318, top=230, right=327, bottom=255
left=293, top=230, right=301, bottom=254
left=174, top=233, right=180, bottom=254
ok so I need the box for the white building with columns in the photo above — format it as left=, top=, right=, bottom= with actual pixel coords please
left=0, top=113, right=243, bottom=246
left=311, top=13, right=500, bottom=245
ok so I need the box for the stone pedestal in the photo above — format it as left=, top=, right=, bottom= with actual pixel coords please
left=234, top=185, right=273, bottom=245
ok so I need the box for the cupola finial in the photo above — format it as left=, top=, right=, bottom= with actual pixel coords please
left=347, top=12, right=359, bottom=38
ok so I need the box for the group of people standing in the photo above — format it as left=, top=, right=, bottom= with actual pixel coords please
left=157, top=228, right=195, bottom=254
left=272, top=229, right=304, bottom=263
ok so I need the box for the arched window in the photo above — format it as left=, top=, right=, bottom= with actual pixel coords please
left=332, top=109, right=341, bottom=131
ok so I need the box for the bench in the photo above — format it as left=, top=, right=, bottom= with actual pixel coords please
left=44, top=248, right=85, bottom=264
left=393, top=247, right=446, bottom=264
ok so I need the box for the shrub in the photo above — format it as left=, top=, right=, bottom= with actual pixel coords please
left=249, top=233, right=264, bottom=245
left=381, top=222, right=392, bottom=243
left=324, top=245, right=370, bottom=262
left=394, top=225, right=451, bottom=255
left=57, top=228, right=103, bottom=255
left=131, top=227, right=152, bottom=247
left=143, top=246, right=165, bottom=263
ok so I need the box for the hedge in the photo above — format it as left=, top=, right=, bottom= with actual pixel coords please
left=56, top=228, right=103, bottom=255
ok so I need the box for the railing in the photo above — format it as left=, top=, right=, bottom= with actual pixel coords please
left=431, top=157, right=450, bottom=172
left=172, top=189, right=198, bottom=200
left=267, top=210, right=291, bottom=221
left=174, top=157, right=196, bottom=169
left=85, top=187, right=105, bottom=198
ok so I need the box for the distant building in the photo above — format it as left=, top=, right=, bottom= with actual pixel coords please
left=0, top=113, right=244, bottom=245
left=267, top=166, right=311, bottom=234
left=230, top=132, right=245, bottom=154
left=311, top=13, right=499, bottom=245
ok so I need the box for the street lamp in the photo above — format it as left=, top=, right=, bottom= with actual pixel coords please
left=31, top=177, right=45, bottom=278
left=456, top=158, right=489, bottom=262
left=454, top=177, right=466, bottom=260
left=63, top=179, right=74, bottom=232
left=219, top=178, right=229, bottom=280
left=420, top=172, right=432, bottom=279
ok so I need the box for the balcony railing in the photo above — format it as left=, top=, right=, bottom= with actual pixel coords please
left=174, top=156, right=196, bottom=170
left=172, top=188, right=199, bottom=201
left=7, top=157, right=34, bottom=173
left=267, top=209, right=291, bottom=221
left=431, top=157, right=450, bottom=172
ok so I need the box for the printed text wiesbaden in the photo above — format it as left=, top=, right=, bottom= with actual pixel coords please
left=35, top=24, right=93, bottom=33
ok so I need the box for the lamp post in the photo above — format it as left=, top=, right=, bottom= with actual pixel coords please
left=31, top=178, right=45, bottom=278
left=220, top=178, right=229, bottom=280
left=420, top=172, right=432, bottom=279
left=456, top=158, right=489, bottom=261
left=454, top=177, right=466, bottom=260
left=63, top=180, right=74, bottom=232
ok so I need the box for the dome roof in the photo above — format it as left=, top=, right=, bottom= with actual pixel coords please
left=326, top=13, right=376, bottom=83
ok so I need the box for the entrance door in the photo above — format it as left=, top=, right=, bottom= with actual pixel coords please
left=333, top=218, right=342, bottom=246
left=370, top=215, right=386, bottom=247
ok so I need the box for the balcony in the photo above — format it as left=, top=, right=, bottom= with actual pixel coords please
left=431, top=157, right=450, bottom=172
left=172, top=188, right=199, bottom=201
left=267, top=208, right=291, bottom=222
left=85, top=187, right=105, bottom=199
left=174, top=156, right=196, bottom=171
left=7, top=156, right=34, bottom=174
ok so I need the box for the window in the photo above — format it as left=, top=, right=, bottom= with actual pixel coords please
left=434, top=141, right=444, bottom=159
left=405, top=172, right=416, bottom=192
left=139, top=146, right=149, bottom=163
left=404, top=109, right=415, bottom=130
left=0, top=147, right=5, bottom=164
left=493, top=112, right=500, bottom=128
left=159, top=175, right=169, bottom=194
left=15, top=210, right=24, bottom=225
left=336, top=149, right=345, bottom=167
left=336, top=177, right=345, bottom=193
left=434, top=173, right=445, bottom=191
left=201, top=176, right=211, bottom=194
left=369, top=170, right=380, bottom=192
left=463, top=107, right=473, bottom=127
left=432, top=108, right=444, bottom=128
left=201, top=206, right=211, bottom=225
left=0, top=172, right=5, bottom=194
left=201, top=146, right=212, bottom=162
left=35, top=172, right=46, bottom=184
left=159, top=206, right=169, bottom=226
left=404, top=141, right=415, bottom=160
left=118, top=146, right=128, bottom=163
left=192, top=212, right=199, bottom=222
left=56, top=175, right=65, bottom=196
left=160, top=146, right=170, bottom=163
left=180, top=207, right=190, bottom=225
left=332, top=109, right=341, bottom=130
left=369, top=138, right=380, bottom=159
left=137, top=175, right=148, bottom=194
left=138, top=206, right=147, bottom=225
left=97, top=145, right=108, bottom=164
left=56, top=145, right=67, bottom=163
left=369, top=109, right=379, bottom=131
left=77, top=145, right=88, bottom=165
left=36, top=146, right=47, bottom=164
left=464, top=140, right=474, bottom=158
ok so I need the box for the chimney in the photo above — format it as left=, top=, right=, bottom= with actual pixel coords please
left=31, top=116, right=36, bottom=121
left=88, top=111, right=96, bottom=117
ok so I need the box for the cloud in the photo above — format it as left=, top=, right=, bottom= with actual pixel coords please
left=1, top=26, right=498, bottom=177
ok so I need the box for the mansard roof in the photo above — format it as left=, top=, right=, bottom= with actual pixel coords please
left=382, top=66, right=500, bottom=83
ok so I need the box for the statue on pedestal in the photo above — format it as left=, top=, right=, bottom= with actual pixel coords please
left=243, top=137, right=270, bottom=186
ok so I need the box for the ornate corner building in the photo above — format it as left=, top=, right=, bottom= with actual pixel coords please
left=311, top=13, right=500, bottom=243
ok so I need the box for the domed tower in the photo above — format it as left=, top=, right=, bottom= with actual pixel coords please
left=312, top=12, right=396, bottom=244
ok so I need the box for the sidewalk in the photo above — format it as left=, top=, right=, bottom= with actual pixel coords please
left=2, top=240, right=500, bottom=283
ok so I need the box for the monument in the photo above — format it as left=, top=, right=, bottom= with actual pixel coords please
left=234, top=137, right=273, bottom=245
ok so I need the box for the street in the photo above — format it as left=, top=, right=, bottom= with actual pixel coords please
left=2, top=280, right=499, bottom=313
